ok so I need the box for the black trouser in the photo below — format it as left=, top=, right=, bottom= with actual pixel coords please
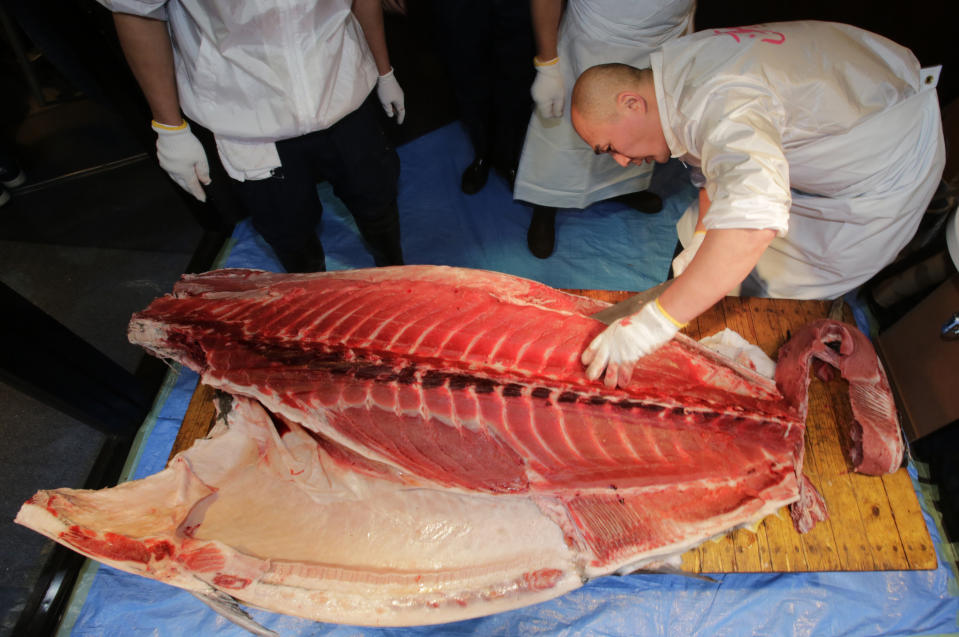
left=229, top=92, right=402, bottom=271
left=432, top=0, right=535, bottom=173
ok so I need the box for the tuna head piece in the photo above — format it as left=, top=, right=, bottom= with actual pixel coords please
left=15, top=266, right=903, bottom=628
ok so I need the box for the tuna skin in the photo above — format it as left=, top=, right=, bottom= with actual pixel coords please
left=16, top=266, right=903, bottom=627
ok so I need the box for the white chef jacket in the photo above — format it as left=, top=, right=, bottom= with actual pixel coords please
left=100, top=0, right=378, bottom=180
left=658, top=21, right=945, bottom=300
left=513, top=0, right=695, bottom=210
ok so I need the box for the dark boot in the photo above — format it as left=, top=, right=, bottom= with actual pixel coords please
left=356, top=203, right=405, bottom=266
left=461, top=157, right=491, bottom=195
left=527, top=206, right=557, bottom=259
left=273, top=234, right=326, bottom=273
left=612, top=190, right=663, bottom=214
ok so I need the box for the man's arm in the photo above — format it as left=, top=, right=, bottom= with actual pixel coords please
left=580, top=225, right=775, bottom=388
left=352, top=0, right=392, bottom=75
left=352, top=0, right=405, bottom=123
left=530, top=0, right=562, bottom=61
left=112, top=12, right=210, bottom=201
left=112, top=13, right=182, bottom=125
left=659, top=227, right=777, bottom=323
left=529, top=0, right=564, bottom=118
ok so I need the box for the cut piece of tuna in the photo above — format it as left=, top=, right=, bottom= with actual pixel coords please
left=776, top=318, right=904, bottom=476
left=16, top=266, right=904, bottom=627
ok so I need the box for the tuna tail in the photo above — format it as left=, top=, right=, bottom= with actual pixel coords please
left=190, top=589, right=278, bottom=636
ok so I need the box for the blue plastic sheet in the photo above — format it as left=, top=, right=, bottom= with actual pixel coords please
left=66, top=123, right=959, bottom=636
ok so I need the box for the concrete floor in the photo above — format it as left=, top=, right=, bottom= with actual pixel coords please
left=0, top=92, right=212, bottom=635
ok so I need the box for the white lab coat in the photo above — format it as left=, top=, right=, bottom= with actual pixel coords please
left=658, top=21, right=945, bottom=299
left=513, top=0, right=695, bottom=209
left=100, top=0, right=377, bottom=180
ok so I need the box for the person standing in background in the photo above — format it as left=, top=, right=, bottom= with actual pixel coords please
left=515, top=0, right=695, bottom=258
left=431, top=0, right=536, bottom=196
left=99, top=0, right=406, bottom=272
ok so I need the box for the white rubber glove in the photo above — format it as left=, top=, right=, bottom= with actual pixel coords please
left=152, top=120, right=211, bottom=202
left=377, top=68, right=406, bottom=124
left=531, top=56, right=564, bottom=119
left=582, top=299, right=683, bottom=388
left=672, top=230, right=706, bottom=277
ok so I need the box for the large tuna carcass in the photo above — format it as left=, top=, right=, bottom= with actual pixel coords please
left=15, top=266, right=903, bottom=628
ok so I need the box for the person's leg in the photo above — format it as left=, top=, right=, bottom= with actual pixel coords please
left=320, top=93, right=404, bottom=266
left=229, top=136, right=326, bottom=272
left=489, top=0, right=534, bottom=189
left=431, top=0, right=493, bottom=194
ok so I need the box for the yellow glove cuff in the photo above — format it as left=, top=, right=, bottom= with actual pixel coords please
left=151, top=119, right=188, bottom=132
left=655, top=298, right=687, bottom=328
left=534, top=56, right=559, bottom=68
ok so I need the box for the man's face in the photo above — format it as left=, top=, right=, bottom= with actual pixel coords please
left=572, top=103, right=670, bottom=168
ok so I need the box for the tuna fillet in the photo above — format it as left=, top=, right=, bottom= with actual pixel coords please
left=15, top=266, right=903, bottom=626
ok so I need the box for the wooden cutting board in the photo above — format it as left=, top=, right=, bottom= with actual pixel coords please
left=168, top=293, right=936, bottom=574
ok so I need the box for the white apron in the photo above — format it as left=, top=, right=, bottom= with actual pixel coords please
left=513, top=0, right=694, bottom=209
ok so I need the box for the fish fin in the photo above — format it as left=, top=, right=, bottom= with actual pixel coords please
left=190, top=589, right=278, bottom=636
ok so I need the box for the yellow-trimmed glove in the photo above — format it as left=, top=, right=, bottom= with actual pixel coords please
left=376, top=67, right=406, bottom=124
left=531, top=56, right=564, bottom=119
left=672, top=230, right=706, bottom=277
left=152, top=120, right=210, bottom=202
left=582, top=299, right=684, bottom=388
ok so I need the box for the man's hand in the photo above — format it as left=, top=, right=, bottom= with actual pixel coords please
left=152, top=120, right=211, bottom=202
left=582, top=300, right=682, bottom=388
left=531, top=57, right=564, bottom=119
left=377, top=68, right=406, bottom=124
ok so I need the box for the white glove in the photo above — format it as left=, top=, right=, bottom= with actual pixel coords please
left=377, top=68, right=406, bottom=124
left=531, top=56, right=564, bottom=119
left=582, top=299, right=683, bottom=388
left=152, top=120, right=211, bottom=202
left=671, top=230, right=706, bottom=277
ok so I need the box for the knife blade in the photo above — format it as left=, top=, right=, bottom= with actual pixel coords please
left=589, top=280, right=672, bottom=325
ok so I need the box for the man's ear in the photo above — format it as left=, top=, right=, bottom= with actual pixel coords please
left=617, top=91, right=647, bottom=116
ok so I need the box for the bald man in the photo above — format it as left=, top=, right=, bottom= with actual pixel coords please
left=570, top=22, right=944, bottom=388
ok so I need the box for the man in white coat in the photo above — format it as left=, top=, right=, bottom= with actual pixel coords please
left=515, top=0, right=695, bottom=258
left=100, top=0, right=406, bottom=273
left=569, top=21, right=945, bottom=388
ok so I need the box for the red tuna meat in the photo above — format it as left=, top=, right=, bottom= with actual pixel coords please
left=15, top=266, right=904, bottom=626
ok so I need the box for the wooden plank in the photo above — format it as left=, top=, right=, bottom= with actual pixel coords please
left=168, top=382, right=218, bottom=461
left=742, top=297, right=813, bottom=572
left=881, top=471, right=939, bottom=569
left=166, top=292, right=935, bottom=572
left=701, top=298, right=767, bottom=573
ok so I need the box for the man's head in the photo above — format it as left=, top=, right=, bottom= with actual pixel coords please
left=571, top=63, right=670, bottom=167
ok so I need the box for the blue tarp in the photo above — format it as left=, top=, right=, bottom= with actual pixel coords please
left=64, top=123, right=959, bottom=636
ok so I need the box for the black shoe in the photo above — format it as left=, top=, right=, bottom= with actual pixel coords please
left=527, top=206, right=557, bottom=259
left=494, top=164, right=518, bottom=192
left=461, top=157, right=490, bottom=195
left=613, top=190, right=662, bottom=214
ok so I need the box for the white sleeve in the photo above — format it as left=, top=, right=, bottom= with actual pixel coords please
left=96, top=0, right=168, bottom=20
left=698, top=90, right=791, bottom=237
